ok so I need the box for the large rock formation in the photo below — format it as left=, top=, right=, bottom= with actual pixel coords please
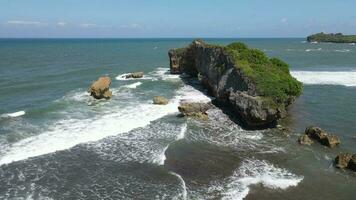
left=169, top=40, right=302, bottom=128
left=89, top=76, right=112, bottom=99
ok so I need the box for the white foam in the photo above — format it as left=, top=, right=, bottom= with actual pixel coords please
left=0, top=99, right=181, bottom=165
left=116, top=68, right=182, bottom=82
left=115, top=73, right=153, bottom=81
left=0, top=83, right=213, bottom=165
left=1, top=111, right=26, bottom=118
left=170, top=172, right=187, bottom=200
left=291, top=71, right=356, bottom=87
left=176, top=85, right=213, bottom=103
left=149, top=67, right=181, bottom=81
left=123, top=82, right=142, bottom=89
left=177, top=123, right=187, bottom=140
left=334, top=49, right=351, bottom=53
left=305, top=48, right=321, bottom=52
left=221, top=159, right=303, bottom=200
left=153, top=145, right=168, bottom=165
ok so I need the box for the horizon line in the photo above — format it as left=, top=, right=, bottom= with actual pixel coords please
left=0, top=37, right=305, bottom=39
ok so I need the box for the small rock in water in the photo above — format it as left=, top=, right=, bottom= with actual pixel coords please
left=89, top=76, right=112, bottom=100
left=304, top=126, right=340, bottom=148
left=125, top=71, right=144, bottom=79
left=178, top=102, right=211, bottom=120
left=153, top=96, right=169, bottom=105
left=335, top=153, right=352, bottom=169
left=298, top=134, right=314, bottom=145
left=349, top=155, right=356, bottom=171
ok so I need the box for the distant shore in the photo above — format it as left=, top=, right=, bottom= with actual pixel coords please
left=307, top=32, right=356, bottom=43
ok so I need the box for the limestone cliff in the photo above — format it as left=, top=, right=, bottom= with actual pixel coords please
left=169, top=40, right=302, bottom=129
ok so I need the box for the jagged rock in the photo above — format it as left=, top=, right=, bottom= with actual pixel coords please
left=89, top=76, right=112, bottom=99
left=126, top=72, right=144, bottom=79
left=178, top=102, right=210, bottom=120
left=153, top=96, right=169, bottom=105
left=322, top=135, right=341, bottom=148
left=304, top=126, right=340, bottom=148
left=335, top=153, right=352, bottom=169
left=349, top=155, right=356, bottom=171
left=298, top=134, right=313, bottom=145
left=168, top=40, right=301, bottom=129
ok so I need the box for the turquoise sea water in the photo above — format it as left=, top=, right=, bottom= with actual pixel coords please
left=0, top=38, right=355, bottom=199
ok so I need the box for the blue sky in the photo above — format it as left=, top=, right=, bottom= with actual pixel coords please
left=1, top=0, right=356, bottom=38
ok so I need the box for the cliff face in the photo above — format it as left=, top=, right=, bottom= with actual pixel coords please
left=169, top=40, right=299, bottom=129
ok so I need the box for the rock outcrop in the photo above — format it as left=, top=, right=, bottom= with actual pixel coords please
left=169, top=40, right=302, bottom=129
left=89, top=76, right=112, bottom=99
left=335, top=153, right=356, bottom=172
left=304, top=126, right=341, bottom=148
left=298, top=134, right=313, bottom=145
left=153, top=96, right=169, bottom=105
left=178, top=102, right=211, bottom=120
left=335, top=153, right=352, bottom=169
left=125, top=72, right=144, bottom=79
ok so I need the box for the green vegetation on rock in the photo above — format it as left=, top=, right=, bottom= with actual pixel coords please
left=226, top=42, right=303, bottom=104
left=307, top=32, right=356, bottom=43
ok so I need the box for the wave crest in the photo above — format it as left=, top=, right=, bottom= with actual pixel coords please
left=291, top=71, right=356, bottom=87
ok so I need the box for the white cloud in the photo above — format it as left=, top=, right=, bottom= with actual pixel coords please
left=80, top=23, right=97, bottom=28
left=7, top=20, right=42, bottom=25
left=57, top=22, right=67, bottom=26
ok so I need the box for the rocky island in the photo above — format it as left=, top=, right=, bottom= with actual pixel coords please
left=307, top=32, right=356, bottom=43
left=169, top=40, right=302, bottom=129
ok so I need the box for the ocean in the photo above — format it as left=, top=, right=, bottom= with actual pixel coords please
left=0, top=38, right=355, bottom=199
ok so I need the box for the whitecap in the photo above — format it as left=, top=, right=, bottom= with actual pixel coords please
left=305, top=48, right=322, bottom=52
left=291, top=71, right=356, bottom=87
left=0, top=83, right=213, bottom=165
left=334, top=49, right=351, bottom=53
left=221, top=159, right=303, bottom=200
left=115, top=73, right=153, bottom=81
left=123, top=82, right=142, bottom=89
left=170, top=172, right=188, bottom=200
left=1, top=111, right=26, bottom=118
left=176, top=123, right=187, bottom=140
left=153, top=145, right=169, bottom=165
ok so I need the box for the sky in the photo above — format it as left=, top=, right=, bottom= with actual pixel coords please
left=1, top=0, right=356, bottom=38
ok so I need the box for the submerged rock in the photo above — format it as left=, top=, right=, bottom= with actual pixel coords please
left=304, top=126, right=340, bottom=148
left=298, top=134, right=313, bottom=145
left=89, top=76, right=112, bottom=99
left=125, top=71, right=144, bottom=79
left=178, top=102, right=211, bottom=120
left=153, top=96, right=169, bottom=105
left=335, top=153, right=352, bottom=169
left=349, top=155, right=356, bottom=171
left=168, top=40, right=302, bottom=129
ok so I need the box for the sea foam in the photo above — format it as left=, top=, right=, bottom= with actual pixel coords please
left=221, top=159, right=303, bottom=200
left=291, top=71, right=356, bottom=87
left=1, top=111, right=26, bottom=118
left=0, top=84, right=212, bottom=165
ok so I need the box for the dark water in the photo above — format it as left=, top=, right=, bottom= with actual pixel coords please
left=0, top=38, right=355, bottom=199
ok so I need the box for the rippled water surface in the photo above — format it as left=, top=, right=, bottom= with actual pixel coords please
left=0, top=39, right=355, bottom=199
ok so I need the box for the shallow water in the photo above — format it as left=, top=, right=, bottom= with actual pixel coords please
left=0, top=38, right=355, bottom=199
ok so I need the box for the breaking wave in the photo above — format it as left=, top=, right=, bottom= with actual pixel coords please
left=221, top=159, right=303, bottom=200
left=1, top=111, right=26, bottom=118
left=291, top=71, right=356, bottom=87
